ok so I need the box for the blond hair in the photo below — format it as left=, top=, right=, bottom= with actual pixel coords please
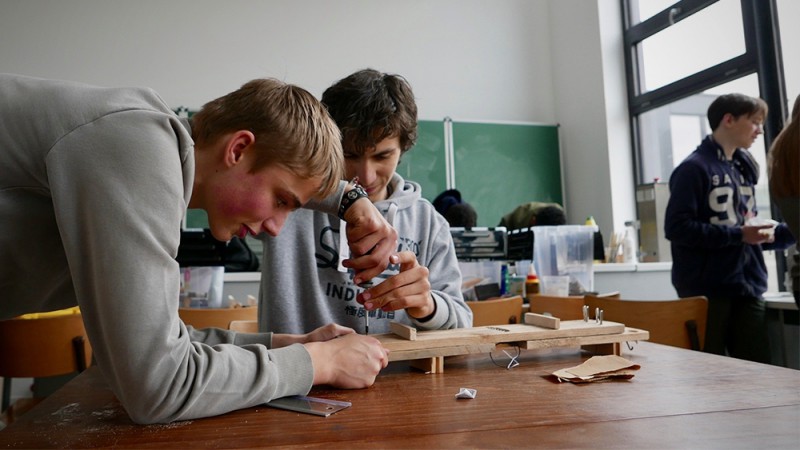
left=769, top=94, right=800, bottom=198
left=191, top=78, right=344, bottom=198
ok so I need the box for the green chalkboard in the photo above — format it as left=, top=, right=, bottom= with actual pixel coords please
left=397, top=120, right=562, bottom=227
left=396, top=120, right=448, bottom=203
left=453, top=122, right=562, bottom=227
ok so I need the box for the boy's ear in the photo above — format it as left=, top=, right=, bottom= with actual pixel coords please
left=721, top=113, right=735, bottom=126
left=223, top=130, right=256, bottom=167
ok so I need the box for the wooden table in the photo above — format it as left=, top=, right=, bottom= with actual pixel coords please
left=1, top=342, right=799, bottom=449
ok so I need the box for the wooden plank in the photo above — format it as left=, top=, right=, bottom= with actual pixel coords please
left=519, top=328, right=649, bottom=350
left=384, top=328, right=647, bottom=364
left=388, top=343, right=497, bottom=362
left=384, top=321, right=650, bottom=366
left=390, top=321, right=417, bottom=341
left=375, top=321, right=626, bottom=353
left=524, top=312, right=560, bottom=329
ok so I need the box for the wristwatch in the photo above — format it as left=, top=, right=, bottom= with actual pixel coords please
left=338, top=182, right=369, bottom=220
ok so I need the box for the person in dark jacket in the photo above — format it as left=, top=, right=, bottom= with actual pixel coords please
left=665, top=93, right=796, bottom=364
left=433, top=189, right=478, bottom=228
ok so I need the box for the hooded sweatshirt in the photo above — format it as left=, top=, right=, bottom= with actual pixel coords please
left=665, top=135, right=795, bottom=298
left=0, top=73, right=342, bottom=424
left=259, top=173, right=472, bottom=334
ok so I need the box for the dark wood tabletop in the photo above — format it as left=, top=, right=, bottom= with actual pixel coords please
left=1, top=342, right=798, bottom=449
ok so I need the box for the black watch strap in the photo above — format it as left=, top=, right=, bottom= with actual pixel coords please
left=338, top=182, right=369, bottom=220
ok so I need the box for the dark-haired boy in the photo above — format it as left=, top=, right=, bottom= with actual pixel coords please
left=665, top=93, right=795, bottom=363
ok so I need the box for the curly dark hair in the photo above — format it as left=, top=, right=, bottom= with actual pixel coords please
left=321, top=68, right=418, bottom=156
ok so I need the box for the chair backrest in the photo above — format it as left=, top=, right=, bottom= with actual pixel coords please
left=228, top=320, right=259, bottom=333
left=584, top=295, right=708, bottom=350
left=527, top=294, right=586, bottom=320
left=466, top=296, right=524, bottom=327
left=0, top=313, right=92, bottom=378
left=178, top=307, right=258, bottom=330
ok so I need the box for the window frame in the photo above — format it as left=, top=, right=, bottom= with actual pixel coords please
left=621, top=0, right=790, bottom=287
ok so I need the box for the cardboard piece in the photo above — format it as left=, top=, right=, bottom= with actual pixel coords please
left=552, top=355, right=641, bottom=383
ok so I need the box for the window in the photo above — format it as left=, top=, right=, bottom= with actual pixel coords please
left=638, top=0, right=746, bottom=93
left=777, top=0, right=799, bottom=110
left=622, top=0, right=792, bottom=291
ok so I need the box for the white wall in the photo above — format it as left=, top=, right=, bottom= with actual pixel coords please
left=0, top=0, right=629, bottom=235
left=549, top=0, right=634, bottom=235
left=0, top=0, right=557, bottom=121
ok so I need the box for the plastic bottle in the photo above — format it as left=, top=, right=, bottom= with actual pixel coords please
left=500, top=263, right=509, bottom=295
left=586, top=215, right=605, bottom=264
left=524, top=264, right=540, bottom=300
left=622, top=223, right=637, bottom=263
left=508, top=263, right=525, bottom=297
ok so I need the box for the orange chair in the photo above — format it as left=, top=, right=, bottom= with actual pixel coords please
left=527, top=294, right=586, bottom=320
left=466, top=296, right=524, bottom=327
left=584, top=295, right=708, bottom=350
left=0, top=313, right=92, bottom=420
left=178, top=307, right=258, bottom=330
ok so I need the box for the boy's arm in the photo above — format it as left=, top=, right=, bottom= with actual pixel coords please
left=51, top=111, right=315, bottom=424
left=305, top=180, right=399, bottom=283
left=410, top=223, right=473, bottom=329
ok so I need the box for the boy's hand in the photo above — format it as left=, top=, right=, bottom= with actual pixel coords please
left=356, top=251, right=435, bottom=319
left=341, top=198, right=399, bottom=284
left=742, top=224, right=776, bottom=244
left=303, top=323, right=355, bottom=343
left=305, top=334, right=389, bottom=388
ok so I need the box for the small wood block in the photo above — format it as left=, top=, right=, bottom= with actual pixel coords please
left=390, top=321, right=417, bottom=341
left=524, top=312, right=560, bottom=329
left=582, top=342, right=621, bottom=355
left=409, top=356, right=444, bottom=373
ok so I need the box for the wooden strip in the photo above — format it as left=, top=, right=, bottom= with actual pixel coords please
left=376, top=321, right=626, bottom=353
left=387, top=343, right=497, bottom=362
left=524, top=312, right=560, bottom=329
left=519, top=328, right=649, bottom=350
left=382, top=327, right=648, bottom=362
left=390, top=321, right=417, bottom=341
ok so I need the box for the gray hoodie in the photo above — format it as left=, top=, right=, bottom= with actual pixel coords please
left=0, top=74, right=328, bottom=424
left=259, top=173, right=472, bottom=334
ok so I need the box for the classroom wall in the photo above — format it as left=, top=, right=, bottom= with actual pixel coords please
left=0, top=0, right=633, bottom=236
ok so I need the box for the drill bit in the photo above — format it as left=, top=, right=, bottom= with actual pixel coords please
left=360, top=280, right=373, bottom=335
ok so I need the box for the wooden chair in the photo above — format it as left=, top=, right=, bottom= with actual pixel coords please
left=466, top=296, right=524, bottom=327
left=0, top=313, right=93, bottom=421
left=178, top=306, right=258, bottom=330
left=527, top=294, right=586, bottom=320
left=228, top=320, right=259, bottom=333
left=584, top=295, right=708, bottom=350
